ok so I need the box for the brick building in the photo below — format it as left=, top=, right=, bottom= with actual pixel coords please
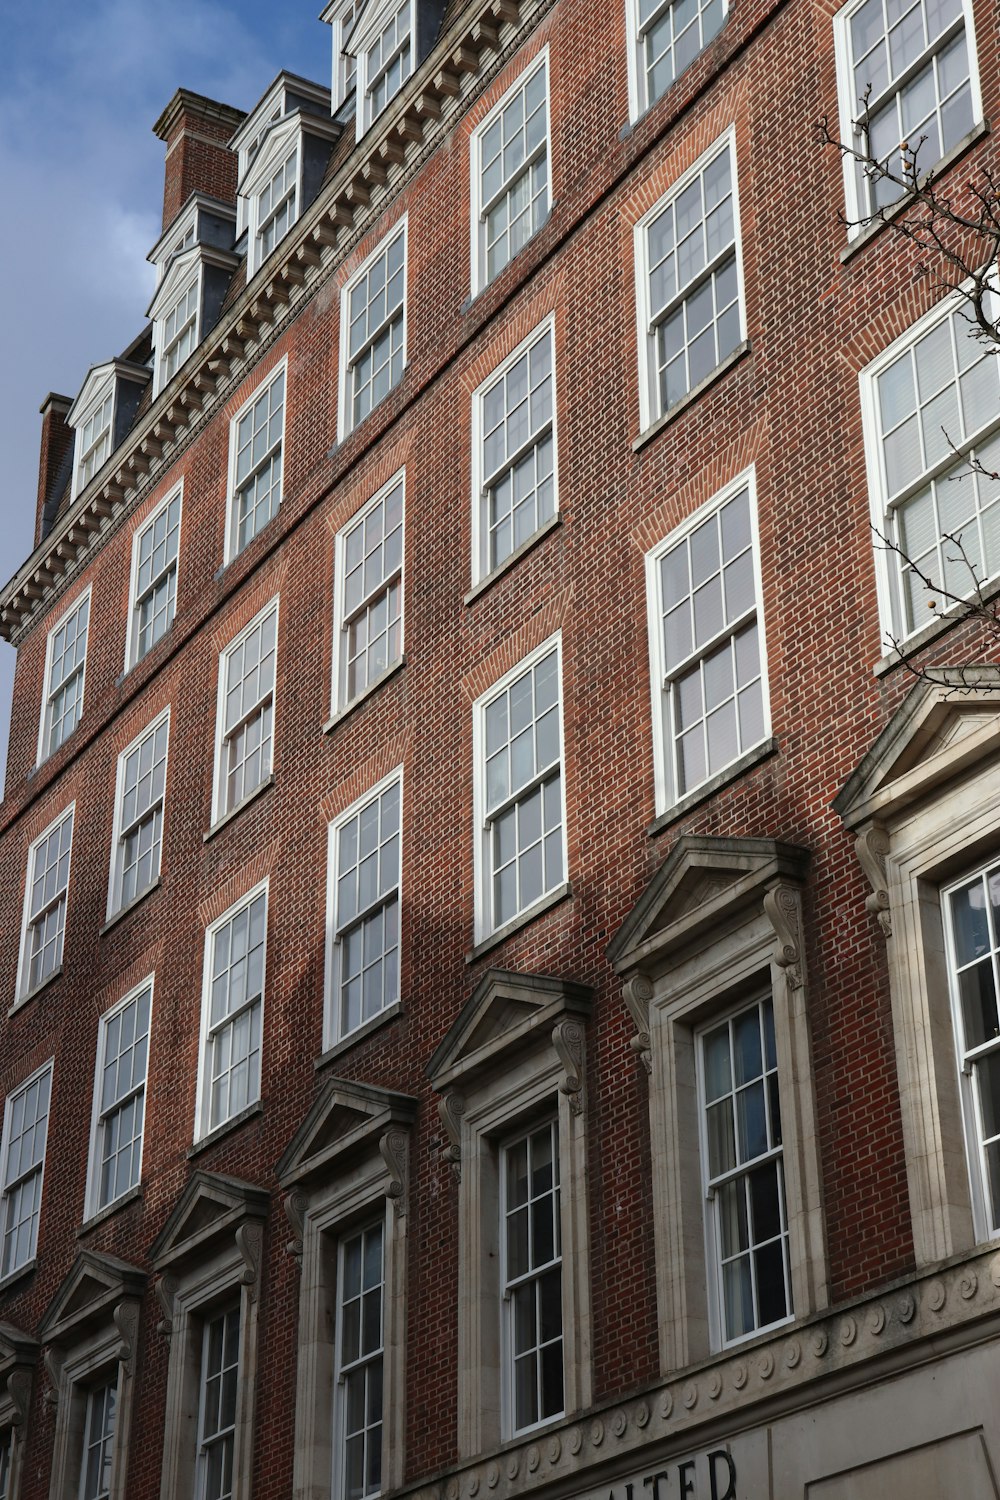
left=1, top=0, right=1000, bottom=1495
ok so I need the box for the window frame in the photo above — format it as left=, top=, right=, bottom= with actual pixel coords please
left=325, top=0, right=364, bottom=108
left=469, top=50, right=552, bottom=298
left=151, top=256, right=202, bottom=397
left=16, top=804, right=75, bottom=1003
left=633, top=126, right=746, bottom=433
left=107, top=710, right=170, bottom=919
left=332, top=1215, right=386, bottom=1500
left=0, top=1060, right=54, bottom=1287
left=245, top=124, right=302, bottom=278
left=355, top=0, right=415, bottom=138
left=325, top=767, right=404, bottom=1049
left=695, top=992, right=794, bottom=1348
left=125, top=485, right=183, bottom=670
left=37, top=587, right=92, bottom=765
left=470, top=315, right=559, bottom=587
left=211, top=597, right=280, bottom=825
left=70, top=379, right=115, bottom=502
left=84, top=976, right=153, bottom=1222
left=472, top=633, right=568, bottom=946
left=332, top=471, right=406, bottom=715
left=645, top=467, right=771, bottom=814
left=338, top=219, right=408, bottom=442
left=195, top=881, right=269, bottom=1144
left=625, top=0, right=728, bottom=121
left=194, top=1301, right=241, bottom=1500
left=860, top=287, right=1000, bottom=650
left=224, top=361, right=288, bottom=565
left=832, top=0, right=983, bottom=233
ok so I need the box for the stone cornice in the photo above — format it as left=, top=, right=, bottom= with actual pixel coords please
left=398, top=1247, right=1000, bottom=1500
left=0, top=0, right=534, bottom=645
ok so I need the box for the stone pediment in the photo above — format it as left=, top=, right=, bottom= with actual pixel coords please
left=0, top=1321, right=38, bottom=1430
left=150, top=1171, right=269, bottom=1272
left=426, top=969, right=592, bottom=1092
left=607, top=836, right=810, bottom=976
left=0, top=1321, right=37, bottom=1373
left=834, top=670, right=1000, bottom=831
left=276, top=1079, right=417, bottom=1190
left=39, top=1251, right=145, bottom=1347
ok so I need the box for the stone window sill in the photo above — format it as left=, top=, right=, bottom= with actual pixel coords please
left=466, top=882, right=573, bottom=964
left=0, top=1259, right=36, bottom=1295
left=203, top=775, right=275, bottom=842
left=187, top=1100, right=264, bottom=1159
left=8, top=966, right=62, bottom=1017
left=648, top=738, right=780, bottom=834
left=632, top=342, right=751, bottom=453
left=314, top=1002, right=403, bottom=1070
left=100, top=879, right=161, bottom=936
left=464, top=515, right=562, bottom=605
left=324, top=658, right=406, bottom=733
left=78, top=1184, right=143, bottom=1236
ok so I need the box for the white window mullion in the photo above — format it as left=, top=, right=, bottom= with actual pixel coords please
left=340, top=223, right=407, bottom=438
left=334, top=472, right=405, bottom=711
left=226, top=364, right=287, bottom=561
left=198, top=885, right=268, bottom=1140
left=197, top=1306, right=241, bottom=1500
left=87, top=979, right=152, bottom=1217
left=0, top=1061, right=53, bottom=1281
left=214, top=600, right=279, bottom=821
left=472, top=53, right=551, bottom=294
left=39, top=589, right=91, bottom=762
left=327, top=771, right=402, bottom=1044
left=334, top=1219, right=385, bottom=1500
left=501, top=1120, right=564, bottom=1437
left=18, top=805, right=75, bottom=1000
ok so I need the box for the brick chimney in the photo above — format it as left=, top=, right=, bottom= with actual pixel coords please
left=35, top=394, right=74, bottom=547
left=152, top=89, right=246, bottom=231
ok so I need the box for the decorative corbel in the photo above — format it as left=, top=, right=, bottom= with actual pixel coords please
left=155, top=1274, right=178, bottom=1337
left=854, top=825, right=892, bottom=938
left=437, top=1093, right=464, bottom=1179
left=621, top=974, right=654, bottom=1073
left=236, top=1222, right=264, bottom=1301
left=6, top=1368, right=32, bottom=1427
left=763, top=883, right=805, bottom=990
left=42, top=1346, right=63, bottom=1409
left=283, top=1189, right=307, bottom=1263
left=113, top=1300, right=140, bottom=1378
left=379, top=1128, right=409, bottom=1216
left=552, top=1019, right=586, bottom=1115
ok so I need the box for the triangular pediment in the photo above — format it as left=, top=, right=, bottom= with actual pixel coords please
left=0, top=1320, right=37, bottom=1372
left=147, top=246, right=201, bottom=319
left=39, top=1250, right=145, bottom=1346
left=239, top=112, right=302, bottom=197
left=426, top=969, right=592, bottom=1092
left=68, top=359, right=150, bottom=427
left=277, top=1079, right=416, bottom=1189
left=150, top=1170, right=269, bottom=1272
left=834, top=670, right=1000, bottom=831
left=608, top=836, right=809, bottom=975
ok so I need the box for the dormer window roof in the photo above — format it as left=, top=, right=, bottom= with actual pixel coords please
left=67, top=360, right=150, bottom=502
left=237, top=104, right=339, bottom=278
left=321, top=0, right=366, bottom=112
left=230, top=72, right=333, bottom=240
left=147, top=195, right=239, bottom=396
left=340, top=0, right=445, bottom=140
left=148, top=192, right=237, bottom=285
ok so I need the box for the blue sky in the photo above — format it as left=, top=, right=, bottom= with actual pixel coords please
left=0, top=0, right=332, bottom=795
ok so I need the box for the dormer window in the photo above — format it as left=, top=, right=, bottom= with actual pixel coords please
left=148, top=198, right=239, bottom=396
left=354, top=0, right=414, bottom=136
left=68, top=361, right=150, bottom=502
left=231, top=74, right=335, bottom=269
left=323, top=0, right=365, bottom=110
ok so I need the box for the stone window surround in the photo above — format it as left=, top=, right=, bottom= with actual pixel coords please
left=0, top=1323, right=37, bottom=1500
left=608, top=835, right=828, bottom=1372
left=277, top=1077, right=416, bottom=1499
left=150, top=1171, right=268, bottom=1500
left=38, top=1250, right=145, bottom=1500
left=427, top=968, right=593, bottom=1459
left=835, top=668, right=1000, bottom=1268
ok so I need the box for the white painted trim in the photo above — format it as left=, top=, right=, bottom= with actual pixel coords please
left=124, top=483, right=183, bottom=672
left=324, top=765, right=405, bottom=1051
left=633, top=125, right=744, bottom=433
left=37, top=585, right=92, bottom=767
left=624, top=0, right=731, bottom=124
left=644, top=466, right=770, bottom=815
left=84, top=974, right=155, bottom=1222
left=106, top=707, right=171, bottom=921
left=194, top=878, right=270, bottom=1144
left=469, top=48, right=551, bottom=299
left=355, top=0, right=415, bottom=139
left=15, top=803, right=75, bottom=1004
left=471, top=631, right=567, bottom=946
left=331, top=469, right=406, bottom=715
left=337, top=218, right=408, bottom=442
left=470, top=313, right=559, bottom=588
left=211, top=595, right=281, bottom=825
left=0, top=1058, right=55, bottom=1278
left=224, top=358, right=288, bottom=566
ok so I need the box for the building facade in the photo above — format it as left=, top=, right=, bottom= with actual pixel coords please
left=1, top=0, right=1000, bottom=1496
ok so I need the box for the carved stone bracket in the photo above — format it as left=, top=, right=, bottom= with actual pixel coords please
left=155, top=1273, right=178, bottom=1337
left=380, top=1128, right=409, bottom=1215
left=854, top=824, right=892, bottom=938
left=763, top=883, right=805, bottom=990
left=236, top=1222, right=263, bottom=1301
left=438, top=1092, right=465, bottom=1179
left=621, top=974, right=653, bottom=1073
left=6, top=1368, right=32, bottom=1427
left=113, top=1300, right=140, bottom=1377
left=552, top=1019, right=585, bottom=1115
left=42, top=1346, right=63, bottom=1409
left=283, top=1189, right=307, bottom=1263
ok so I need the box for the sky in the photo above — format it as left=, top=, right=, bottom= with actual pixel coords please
left=0, top=0, right=333, bottom=796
